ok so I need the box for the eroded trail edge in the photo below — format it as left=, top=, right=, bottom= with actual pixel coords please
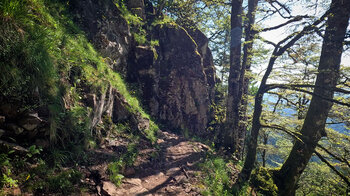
left=82, top=131, right=209, bottom=196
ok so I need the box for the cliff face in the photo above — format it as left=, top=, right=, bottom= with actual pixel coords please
left=70, top=0, right=217, bottom=136
left=132, top=25, right=215, bottom=136
left=69, top=0, right=131, bottom=75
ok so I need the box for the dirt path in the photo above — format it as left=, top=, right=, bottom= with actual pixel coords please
left=83, top=131, right=209, bottom=196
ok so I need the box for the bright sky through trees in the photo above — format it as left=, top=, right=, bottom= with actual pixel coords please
left=257, top=0, right=350, bottom=77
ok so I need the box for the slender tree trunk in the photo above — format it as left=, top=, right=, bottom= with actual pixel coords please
left=239, top=0, right=259, bottom=159
left=224, top=0, right=243, bottom=155
left=274, top=1, right=350, bottom=195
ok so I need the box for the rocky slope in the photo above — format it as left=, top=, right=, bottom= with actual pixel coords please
left=69, top=0, right=217, bottom=136
left=0, top=0, right=217, bottom=194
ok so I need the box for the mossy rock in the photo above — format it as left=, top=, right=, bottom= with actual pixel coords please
left=250, top=167, right=278, bottom=196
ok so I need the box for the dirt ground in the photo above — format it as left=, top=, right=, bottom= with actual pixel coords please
left=81, top=130, right=210, bottom=196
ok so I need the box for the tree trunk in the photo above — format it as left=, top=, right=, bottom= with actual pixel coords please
left=238, top=0, right=259, bottom=159
left=224, top=0, right=243, bottom=155
left=238, top=6, right=330, bottom=184
left=274, top=1, right=350, bottom=195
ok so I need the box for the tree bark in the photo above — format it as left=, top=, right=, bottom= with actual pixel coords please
left=224, top=0, right=243, bottom=155
left=274, top=1, right=350, bottom=195
left=238, top=0, right=259, bottom=159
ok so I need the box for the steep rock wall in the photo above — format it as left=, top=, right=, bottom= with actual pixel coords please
left=129, top=24, right=216, bottom=136
left=70, top=0, right=217, bottom=136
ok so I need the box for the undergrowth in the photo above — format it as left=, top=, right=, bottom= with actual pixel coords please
left=0, top=0, right=159, bottom=193
left=0, top=0, right=158, bottom=144
left=199, top=153, right=233, bottom=196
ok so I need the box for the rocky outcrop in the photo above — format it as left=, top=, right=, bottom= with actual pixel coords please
left=70, top=0, right=217, bottom=136
left=0, top=105, right=47, bottom=144
left=69, top=0, right=131, bottom=75
left=129, top=24, right=216, bottom=136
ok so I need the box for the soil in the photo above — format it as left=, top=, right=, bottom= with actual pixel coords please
left=81, top=130, right=210, bottom=196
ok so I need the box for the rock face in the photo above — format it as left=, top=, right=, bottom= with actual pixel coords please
left=71, top=0, right=217, bottom=136
left=69, top=0, right=131, bottom=74
left=129, top=24, right=216, bottom=136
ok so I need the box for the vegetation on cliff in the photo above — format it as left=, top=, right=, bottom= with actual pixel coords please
left=0, top=0, right=349, bottom=195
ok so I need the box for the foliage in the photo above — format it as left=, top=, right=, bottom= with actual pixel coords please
left=297, top=162, right=348, bottom=195
left=0, top=153, right=18, bottom=188
left=107, top=142, right=138, bottom=186
left=108, top=160, right=125, bottom=186
left=200, top=155, right=233, bottom=196
left=27, top=167, right=82, bottom=195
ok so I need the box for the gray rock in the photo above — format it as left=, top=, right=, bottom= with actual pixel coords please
left=70, top=0, right=131, bottom=75
left=18, top=113, right=43, bottom=131
left=129, top=24, right=216, bottom=136
left=101, top=181, right=118, bottom=196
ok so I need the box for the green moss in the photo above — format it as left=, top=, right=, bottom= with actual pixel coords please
left=250, top=167, right=278, bottom=196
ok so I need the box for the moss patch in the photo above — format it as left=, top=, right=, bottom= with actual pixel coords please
left=250, top=167, right=278, bottom=196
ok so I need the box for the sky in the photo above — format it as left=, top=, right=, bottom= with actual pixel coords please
left=256, top=0, right=350, bottom=76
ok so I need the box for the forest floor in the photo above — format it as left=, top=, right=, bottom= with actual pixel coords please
left=81, top=130, right=211, bottom=196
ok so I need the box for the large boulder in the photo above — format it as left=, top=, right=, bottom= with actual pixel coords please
left=129, top=24, right=216, bottom=136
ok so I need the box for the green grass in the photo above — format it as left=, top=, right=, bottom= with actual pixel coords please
left=0, top=1, right=159, bottom=193
left=0, top=0, right=158, bottom=145
left=200, top=156, right=233, bottom=196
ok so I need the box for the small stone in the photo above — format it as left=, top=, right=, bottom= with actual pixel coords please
left=124, top=178, right=142, bottom=186
left=96, top=185, right=102, bottom=196
left=175, top=175, right=187, bottom=184
left=101, top=181, right=118, bottom=196
left=156, top=139, right=164, bottom=144
left=12, top=187, right=21, bottom=195
left=166, top=167, right=180, bottom=176
left=18, top=113, right=43, bottom=131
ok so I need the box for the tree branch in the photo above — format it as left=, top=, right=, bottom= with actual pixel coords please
left=316, top=144, right=350, bottom=168
left=260, top=123, right=304, bottom=143
left=266, top=84, right=350, bottom=94
left=314, top=150, right=350, bottom=187
left=260, top=15, right=310, bottom=32
left=264, top=84, right=350, bottom=107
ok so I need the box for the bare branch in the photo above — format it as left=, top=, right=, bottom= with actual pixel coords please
left=258, top=36, right=278, bottom=47
left=264, top=84, right=350, bottom=107
left=314, top=150, right=350, bottom=187
left=260, top=15, right=310, bottom=32
left=261, top=123, right=304, bottom=143
left=271, top=0, right=291, bottom=15
left=317, top=144, right=350, bottom=168
left=266, top=84, right=350, bottom=94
